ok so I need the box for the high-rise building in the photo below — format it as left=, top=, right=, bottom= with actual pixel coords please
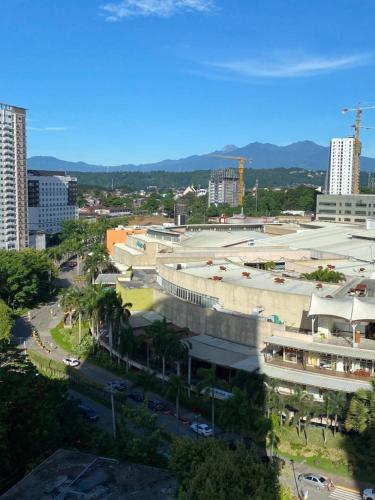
left=208, top=168, right=240, bottom=207
left=28, top=170, right=78, bottom=233
left=0, top=103, right=28, bottom=250
left=328, top=137, right=354, bottom=195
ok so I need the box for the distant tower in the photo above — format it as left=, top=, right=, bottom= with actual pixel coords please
left=208, top=168, right=240, bottom=207
left=0, top=102, right=28, bottom=249
left=327, top=137, right=354, bottom=195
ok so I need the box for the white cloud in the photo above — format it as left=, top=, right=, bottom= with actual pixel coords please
left=206, top=53, right=371, bottom=79
left=28, top=126, right=68, bottom=131
left=101, top=0, right=216, bottom=21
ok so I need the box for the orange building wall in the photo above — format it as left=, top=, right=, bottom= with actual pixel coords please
left=106, top=228, right=147, bottom=255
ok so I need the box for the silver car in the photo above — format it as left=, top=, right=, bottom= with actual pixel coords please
left=298, top=473, right=332, bottom=490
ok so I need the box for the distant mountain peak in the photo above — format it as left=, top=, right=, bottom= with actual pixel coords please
left=27, top=140, right=375, bottom=173
left=220, top=144, right=238, bottom=153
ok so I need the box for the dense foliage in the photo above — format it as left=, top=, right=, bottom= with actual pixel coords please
left=0, top=249, right=56, bottom=308
left=170, top=438, right=279, bottom=500
left=0, top=300, right=14, bottom=341
left=74, top=168, right=327, bottom=190
left=301, top=266, right=346, bottom=283
left=0, top=344, right=107, bottom=494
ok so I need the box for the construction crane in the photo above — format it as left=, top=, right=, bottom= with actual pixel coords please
left=342, top=105, right=375, bottom=194
left=209, top=154, right=252, bottom=206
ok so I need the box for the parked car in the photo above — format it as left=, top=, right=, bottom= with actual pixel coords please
left=298, top=473, right=333, bottom=491
left=190, top=423, right=213, bottom=437
left=63, top=357, right=80, bottom=367
left=128, top=391, right=144, bottom=402
left=78, top=404, right=98, bottom=422
left=363, top=488, right=375, bottom=500
left=106, top=381, right=127, bottom=392
left=147, top=399, right=166, bottom=412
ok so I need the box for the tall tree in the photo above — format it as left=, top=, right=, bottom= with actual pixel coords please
left=197, top=365, right=217, bottom=435
left=165, top=374, right=185, bottom=420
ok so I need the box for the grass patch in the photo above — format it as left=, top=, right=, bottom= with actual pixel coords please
left=51, top=321, right=91, bottom=356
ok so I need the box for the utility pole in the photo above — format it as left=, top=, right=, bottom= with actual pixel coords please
left=110, top=391, right=116, bottom=439
left=255, top=179, right=259, bottom=214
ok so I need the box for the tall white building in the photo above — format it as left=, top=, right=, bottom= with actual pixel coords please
left=208, top=168, right=240, bottom=207
left=328, top=137, right=354, bottom=195
left=28, top=170, right=78, bottom=233
left=0, top=103, right=28, bottom=250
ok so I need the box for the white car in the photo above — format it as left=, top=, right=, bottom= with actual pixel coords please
left=190, top=423, right=213, bottom=437
left=363, top=488, right=375, bottom=500
left=298, top=473, right=333, bottom=491
left=63, top=357, right=80, bottom=367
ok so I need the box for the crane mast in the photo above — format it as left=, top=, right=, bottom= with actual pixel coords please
left=209, top=154, right=251, bottom=207
left=342, top=105, right=375, bottom=194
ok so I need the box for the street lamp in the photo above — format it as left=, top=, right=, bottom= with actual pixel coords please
left=290, top=460, right=302, bottom=500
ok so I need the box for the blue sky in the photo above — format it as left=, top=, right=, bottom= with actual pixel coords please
left=1, top=0, right=375, bottom=165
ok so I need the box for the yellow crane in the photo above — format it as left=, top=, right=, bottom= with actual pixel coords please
left=209, top=154, right=252, bottom=206
left=342, top=105, right=375, bottom=194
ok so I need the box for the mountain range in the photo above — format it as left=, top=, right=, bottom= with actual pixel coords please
left=27, top=140, right=375, bottom=173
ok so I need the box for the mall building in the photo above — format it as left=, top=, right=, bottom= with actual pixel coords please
left=108, top=220, right=375, bottom=399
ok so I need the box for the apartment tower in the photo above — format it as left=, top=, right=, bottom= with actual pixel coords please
left=208, top=168, right=240, bottom=207
left=0, top=103, right=28, bottom=249
left=328, top=137, right=355, bottom=195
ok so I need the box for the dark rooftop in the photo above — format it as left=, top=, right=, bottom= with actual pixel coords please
left=3, top=449, right=176, bottom=500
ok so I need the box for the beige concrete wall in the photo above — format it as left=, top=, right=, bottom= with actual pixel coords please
left=153, top=289, right=275, bottom=347
left=158, top=263, right=311, bottom=329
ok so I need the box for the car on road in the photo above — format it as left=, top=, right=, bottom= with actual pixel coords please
left=63, top=357, right=80, bottom=367
left=190, top=423, right=213, bottom=437
left=147, top=399, right=167, bottom=412
left=78, top=404, right=98, bottom=422
left=298, top=473, right=333, bottom=491
left=363, top=488, right=375, bottom=500
left=128, top=391, right=144, bottom=402
left=106, top=381, right=127, bottom=392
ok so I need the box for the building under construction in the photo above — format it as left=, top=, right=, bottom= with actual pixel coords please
left=208, top=168, right=240, bottom=207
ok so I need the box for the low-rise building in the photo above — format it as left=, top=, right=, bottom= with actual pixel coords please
left=315, top=193, right=375, bottom=224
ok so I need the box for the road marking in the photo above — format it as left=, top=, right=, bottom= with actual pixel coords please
left=329, top=486, right=362, bottom=500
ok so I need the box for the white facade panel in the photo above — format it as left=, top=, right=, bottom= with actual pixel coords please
left=328, top=137, right=354, bottom=195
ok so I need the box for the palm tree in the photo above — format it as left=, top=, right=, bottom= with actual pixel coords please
left=60, top=287, right=77, bottom=327
left=83, top=244, right=109, bottom=284
left=98, top=289, right=123, bottom=360
left=116, top=319, right=135, bottom=371
left=165, top=374, right=185, bottom=420
left=219, top=387, right=253, bottom=435
left=197, top=365, right=217, bottom=435
left=267, top=414, right=280, bottom=458
left=289, top=386, right=313, bottom=436
left=327, top=391, right=347, bottom=436
left=133, top=369, right=158, bottom=405
left=148, top=319, right=177, bottom=383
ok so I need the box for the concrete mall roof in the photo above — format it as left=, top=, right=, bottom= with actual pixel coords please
left=265, top=335, right=375, bottom=361
left=181, top=230, right=270, bottom=248
left=172, top=261, right=339, bottom=297
left=259, top=224, right=375, bottom=261
left=189, top=334, right=262, bottom=371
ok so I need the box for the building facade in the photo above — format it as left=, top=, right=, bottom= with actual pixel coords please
left=28, top=170, right=78, bottom=233
left=328, top=137, right=354, bottom=195
left=315, top=193, right=375, bottom=223
left=0, top=103, right=28, bottom=250
left=208, top=168, right=239, bottom=207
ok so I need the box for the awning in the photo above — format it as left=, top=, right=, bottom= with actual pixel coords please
left=308, top=294, right=353, bottom=320
left=308, top=293, right=375, bottom=322
left=352, top=297, right=375, bottom=321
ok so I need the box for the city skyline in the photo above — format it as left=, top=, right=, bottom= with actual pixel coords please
left=1, top=0, right=375, bottom=165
